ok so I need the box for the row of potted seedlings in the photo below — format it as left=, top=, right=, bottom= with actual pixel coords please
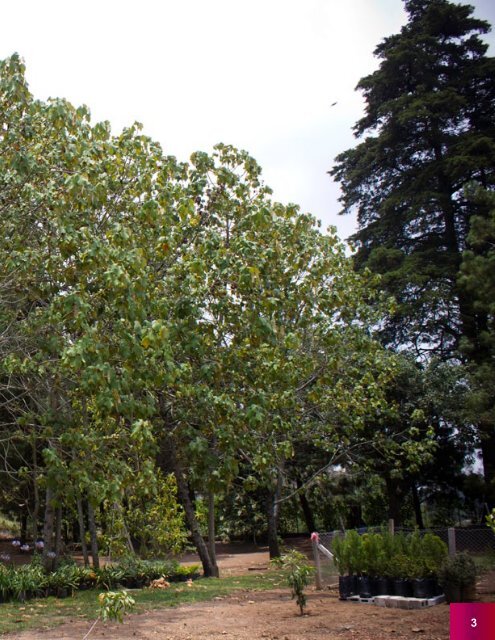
left=332, top=530, right=448, bottom=600
left=0, top=556, right=200, bottom=603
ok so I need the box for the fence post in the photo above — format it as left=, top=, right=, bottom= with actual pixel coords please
left=311, top=532, right=323, bottom=590
left=388, top=519, right=395, bottom=536
left=448, top=528, right=456, bottom=556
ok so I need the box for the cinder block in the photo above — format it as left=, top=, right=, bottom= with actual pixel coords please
left=403, top=597, right=427, bottom=609
left=386, top=596, right=403, bottom=608
left=426, top=595, right=445, bottom=607
left=345, top=592, right=446, bottom=609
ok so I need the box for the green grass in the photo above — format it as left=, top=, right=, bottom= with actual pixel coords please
left=0, top=570, right=288, bottom=636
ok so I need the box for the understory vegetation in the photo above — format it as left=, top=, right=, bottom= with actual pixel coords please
left=0, top=570, right=286, bottom=636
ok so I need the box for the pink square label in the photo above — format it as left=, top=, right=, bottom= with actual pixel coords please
left=450, top=603, right=495, bottom=640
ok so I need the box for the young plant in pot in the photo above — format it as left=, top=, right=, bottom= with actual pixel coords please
left=360, top=533, right=383, bottom=597
left=411, top=533, right=447, bottom=598
left=372, top=549, right=393, bottom=595
left=332, top=535, right=355, bottom=600
left=438, top=553, right=477, bottom=603
left=346, top=529, right=365, bottom=590
left=374, top=531, right=396, bottom=595
left=389, top=553, right=414, bottom=597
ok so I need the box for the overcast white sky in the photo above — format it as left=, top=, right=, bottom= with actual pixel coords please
left=2, top=0, right=494, bottom=242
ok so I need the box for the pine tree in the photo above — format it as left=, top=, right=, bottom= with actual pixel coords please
left=331, top=0, right=495, bottom=492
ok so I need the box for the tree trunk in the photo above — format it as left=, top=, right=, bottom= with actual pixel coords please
left=42, top=486, right=56, bottom=571
left=76, top=496, right=90, bottom=567
left=31, top=440, right=40, bottom=543
left=54, top=505, right=63, bottom=568
left=480, top=433, right=495, bottom=509
left=112, top=501, right=134, bottom=558
left=296, top=477, right=316, bottom=533
left=20, top=513, right=28, bottom=543
left=87, top=501, right=100, bottom=569
left=157, top=399, right=217, bottom=578
left=411, top=482, right=425, bottom=529
left=266, top=478, right=282, bottom=559
left=384, top=475, right=402, bottom=526
left=207, top=490, right=219, bottom=577
left=174, top=463, right=217, bottom=577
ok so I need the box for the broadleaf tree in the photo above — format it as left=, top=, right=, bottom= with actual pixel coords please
left=1, top=53, right=403, bottom=575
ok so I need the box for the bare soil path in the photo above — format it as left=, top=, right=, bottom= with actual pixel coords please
left=3, top=539, right=494, bottom=640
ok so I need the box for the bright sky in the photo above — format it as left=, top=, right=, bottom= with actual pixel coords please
left=2, top=0, right=494, bottom=242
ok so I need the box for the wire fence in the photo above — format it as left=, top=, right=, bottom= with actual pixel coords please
left=312, top=524, right=495, bottom=589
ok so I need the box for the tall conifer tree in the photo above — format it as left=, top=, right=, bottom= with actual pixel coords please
left=332, top=0, right=495, bottom=493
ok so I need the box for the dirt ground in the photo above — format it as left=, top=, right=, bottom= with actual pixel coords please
left=3, top=539, right=495, bottom=640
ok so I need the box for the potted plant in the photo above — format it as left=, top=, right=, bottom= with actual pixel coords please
left=363, top=533, right=392, bottom=596
left=358, top=533, right=378, bottom=598
left=438, top=553, right=477, bottom=603
left=411, top=533, right=447, bottom=598
left=332, top=534, right=356, bottom=600
left=10, top=565, right=44, bottom=602
left=76, top=565, right=97, bottom=590
left=47, top=563, right=80, bottom=598
left=96, top=565, right=126, bottom=590
left=388, top=552, right=413, bottom=597
left=373, top=531, right=396, bottom=596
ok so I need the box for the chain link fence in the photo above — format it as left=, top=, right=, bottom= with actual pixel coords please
left=312, top=524, right=495, bottom=589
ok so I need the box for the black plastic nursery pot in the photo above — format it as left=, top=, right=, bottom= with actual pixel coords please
left=412, top=577, right=438, bottom=599
left=338, top=575, right=357, bottom=600
left=443, top=581, right=476, bottom=603
left=393, top=578, right=413, bottom=597
left=372, top=576, right=392, bottom=596
left=357, top=575, right=372, bottom=598
left=168, top=572, right=200, bottom=583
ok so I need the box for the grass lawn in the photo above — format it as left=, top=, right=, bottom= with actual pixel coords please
left=0, top=570, right=288, bottom=636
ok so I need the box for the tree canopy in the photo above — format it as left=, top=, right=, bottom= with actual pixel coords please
left=331, top=0, right=495, bottom=502
left=1, top=53, right=401, bottom=573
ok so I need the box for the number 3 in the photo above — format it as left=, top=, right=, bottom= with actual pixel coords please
left=471, top=618, right=477, bottom=628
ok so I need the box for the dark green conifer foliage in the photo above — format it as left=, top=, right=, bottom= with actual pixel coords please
left=331, top=0, right=495, bottom=490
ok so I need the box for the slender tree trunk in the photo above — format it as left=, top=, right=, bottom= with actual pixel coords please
left=384, top=475, right=402, bottom=526
left=42, top=486, right=56, bottom=571
left=20, top=513, right=28, bottom=542
left=157, top=399, right=217, bottom=578
left=113, top=501, right=134, bottom=556
left=481, top=434, right=495, bottom=509
left=31, top=441, right=40, bottom=543
left=207, top=490, right=219, bottom=577
left=266, top=491, right=280, bottom=558
left=411, top=482, right=425, bottom=529
left=174, top=463, right=217, bottom=577
left=76, top=496, right=90, bottom=567
left=296, top=478, right=316, bottom=533
left=87, top=501, right=100, bottom=569
left=54, top=505, right=63, bottom=567
left=266, top=472, right=283, bottom=559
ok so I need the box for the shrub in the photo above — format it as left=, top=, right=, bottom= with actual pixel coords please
left=438, top=553, right=477, bottom=588
left=272, top=550, right=314, bottom=616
